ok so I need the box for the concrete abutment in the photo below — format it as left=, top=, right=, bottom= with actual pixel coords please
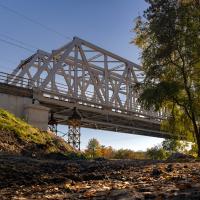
left=0, top=93, right=49, bottom=131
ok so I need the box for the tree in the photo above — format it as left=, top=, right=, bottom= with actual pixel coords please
left=85, top=138, right=101, bottom=158
left=100, top=145, right=114, bottom=159
left=162, top=138, right=190, bottom=154
left=147, top=138, right=193, bottom=160
left=133, top=0, right=200, bottom=157
left=147, top=145, right=168, bottom=160
left=162, top=139, right=182, bottom=153
left=113, top=149, right=146, bottom=159
left=114, top=149, right=134, bottom=159
left=188, top=142, right=198, bottom=157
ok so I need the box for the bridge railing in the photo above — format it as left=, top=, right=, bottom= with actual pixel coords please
left=0, top=71, right=33, bottom=88
left=40, top=83, right=166, bottom=121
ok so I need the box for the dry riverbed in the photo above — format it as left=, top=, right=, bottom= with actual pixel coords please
left=1, top=153, right=200, bottom=200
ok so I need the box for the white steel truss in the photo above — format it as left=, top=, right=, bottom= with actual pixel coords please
left=8, top=37, right=162, bottom=119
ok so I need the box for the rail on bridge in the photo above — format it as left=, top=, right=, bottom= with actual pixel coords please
left=0, top=37, right=171, bottom=150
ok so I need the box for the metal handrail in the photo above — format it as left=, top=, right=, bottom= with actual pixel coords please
left=0, top=71, right=33, bottom=88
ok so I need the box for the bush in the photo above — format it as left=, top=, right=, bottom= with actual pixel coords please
left=147, top=146, right=168, bottom=160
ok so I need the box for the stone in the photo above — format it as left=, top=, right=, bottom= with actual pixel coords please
left=152, top=168, right=163, bottom=176
left=176, top=182, right=192, bottom=190
left=143, top=191, right=157, bottom=199
left=167, top=153, right=195, bottom=161
left=166, top=164, right=173, bottom=172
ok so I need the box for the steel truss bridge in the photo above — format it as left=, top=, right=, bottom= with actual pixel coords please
left=0, top=37, right=171, bottom=150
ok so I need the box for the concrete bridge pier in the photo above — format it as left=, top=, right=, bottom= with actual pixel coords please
left=24, top=104, right=50, bottom=131
left=0, top=93, right=50, bottom=131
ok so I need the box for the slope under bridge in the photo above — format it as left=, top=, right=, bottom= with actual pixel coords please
left=0, top=37, right=171, bottom=150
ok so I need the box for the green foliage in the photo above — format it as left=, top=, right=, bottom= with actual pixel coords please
left=114, top=149, right=134, bottom=159
left=139, top=82, right=180, bottom=111
left=147, top=146, right=168, bottom=160
left=63, top=152, right=87, bottom=160
left=162, top=138, right=191, bottom=155
left=133, top=0, right=200, bottom=156
left=162, top=139, right=183, bottom=153
left=188, top=143, right=198, bottom=157
left=161, top=105, right=194, bottom=141
left=85, top=138, right=102, bottom=158
left=147, top=138, right=194, bottom=160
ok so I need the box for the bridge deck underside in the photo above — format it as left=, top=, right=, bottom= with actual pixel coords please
left=39, top=96, right=170, bottom=138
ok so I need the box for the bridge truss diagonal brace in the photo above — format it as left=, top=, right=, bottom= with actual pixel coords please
left=40, top=41, right=75, bottom=90
left=78, top=45, right=105, bottom=104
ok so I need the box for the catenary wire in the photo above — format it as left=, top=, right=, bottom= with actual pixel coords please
left=0, top=37, right=35, bottom=53
left=0, top=3, right=73, bottom=41
left=0, top=33, right=39, bottom=50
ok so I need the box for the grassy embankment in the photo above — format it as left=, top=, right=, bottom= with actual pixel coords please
left=0, top=108, right=82, bottom=159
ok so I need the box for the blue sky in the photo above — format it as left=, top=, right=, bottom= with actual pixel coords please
left=0, top=0, right=163, bottom=151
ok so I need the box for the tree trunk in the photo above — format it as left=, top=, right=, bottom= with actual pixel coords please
left=191, top=119, right=200, bottom=157
left=196, top=128, right=200, bottom=157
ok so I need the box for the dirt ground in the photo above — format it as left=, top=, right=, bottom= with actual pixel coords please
left=1, top=153, right=200, bottom=200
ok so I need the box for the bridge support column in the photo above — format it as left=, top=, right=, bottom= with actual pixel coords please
left=48, top=113, right=58, bottom=135
left=24, top=104, right=49, bottom=131
left=67, top=108, right=81, bottom=150
left=48, top=123, right=58, bottom=135
left=68, top=124, right=80, bottom=151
